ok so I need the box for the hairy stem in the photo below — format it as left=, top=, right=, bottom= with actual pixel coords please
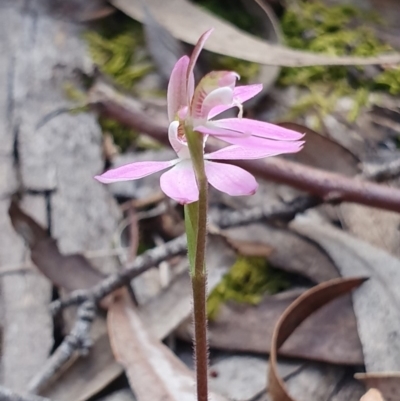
left=185, top=127, right=209, bottom=401
left=192, top=173, right=208, bottom=401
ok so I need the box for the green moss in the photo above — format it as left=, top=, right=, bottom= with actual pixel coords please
left=99, top=117, right=138, bottom=151
left=83, top=15, right=157, bottom=150
left=374, top=67, right=400, bottom=95
left=279, top=0, right=400, bottom=120
left=207, top=256, right=290, bottom=320
left=85, top=28, right=153, bottom=90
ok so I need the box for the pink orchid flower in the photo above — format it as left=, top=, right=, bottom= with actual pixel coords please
left=96, top=29, right=304, bottom=204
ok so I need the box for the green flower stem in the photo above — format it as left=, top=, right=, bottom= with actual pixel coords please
left=185, top=126, right=209, bottom=401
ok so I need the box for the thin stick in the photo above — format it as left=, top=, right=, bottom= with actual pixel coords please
left=50, top=235, right=187, bottom=314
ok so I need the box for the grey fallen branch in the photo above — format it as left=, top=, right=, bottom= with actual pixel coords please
left=50, top=196, right=320, bottom=314
left=0, top=387, right=51, bottom=401
left=28, top=301, right=96, bottom=394
left=50, top=234, right=187, bottom=314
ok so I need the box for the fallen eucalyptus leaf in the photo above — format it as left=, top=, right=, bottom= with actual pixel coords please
left=279, top=123, right=360, bottom=176
left=111, top=0, right=400, bottom=67
left=268, top=277, right=366, bottom=401
left=9, top=201, right=104, bottom=291
left=202, top=288, right=363, bottom=365
left=292, top=218, right=400, bottom=371
left=107, top=291, right=227, bottom=401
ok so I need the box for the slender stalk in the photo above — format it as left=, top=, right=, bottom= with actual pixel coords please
left=185, top=127, right=209, bottom=401
left=191, top=172, right=208, bottom=401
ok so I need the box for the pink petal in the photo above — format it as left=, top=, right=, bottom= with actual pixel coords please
left=205, top=141, right=304, bottom=160
left=201, top=87, right=234, bottom=119
left=160, top=160, right=199, bottom=204
left=212, top=118, right=305, bottom=141
left=205, top=161, right=258, bottom=196
left=186, top=28, right=214, bottom=99
left=234, top=84, right=263, bottom=102
left=95, top=160, right=178, bottom=183
left=208, top=84, right=263, bottom=119
left=195, top=124, right=249, bottom=139
left=196, top=124, right=304, bottom=148
left=168, top=56, right=190, bottom=121
left=191, top=71, right=238, bottom=119
left=168, top=120, right=190, bottom=159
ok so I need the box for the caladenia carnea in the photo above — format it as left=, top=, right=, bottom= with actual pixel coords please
left=96, top=29, right=304, bottom=401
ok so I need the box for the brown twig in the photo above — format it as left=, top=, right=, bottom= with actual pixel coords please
left=89, top=81, right=400, bottom=213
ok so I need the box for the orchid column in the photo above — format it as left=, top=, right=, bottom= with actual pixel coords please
left=96, top=29, right=304, bottom=401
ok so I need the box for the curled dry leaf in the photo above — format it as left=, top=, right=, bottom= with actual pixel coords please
left=268, top=277, right=366, bottom=401
left=111, top=0, right=400, bottom=67
left=108, top=290, right=227, bottom=401
left=204, top=288, right=363, bottom=365
left=355, top=372, right=400, bottom=401
left=292, top=218, right=400, bottom=371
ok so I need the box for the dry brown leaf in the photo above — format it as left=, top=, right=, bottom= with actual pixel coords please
left=360, top=389, right=385, bottom=401
left=201, top=289, right=363, bottom=365
left=279, top=123, right=360, bottom=176
left=9, top=201, right=104, bottom=291
left=111, top=0, right=400, bottom=67
left=292, top=218, right=400, bottom=372
left=268, top=277, right=366, bottom=401
left=107, top=290, right=227, bottom=401
left=356, top=373, right=400, bottom=401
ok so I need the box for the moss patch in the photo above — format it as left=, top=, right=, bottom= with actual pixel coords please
left=85, top=16, right=153, bottom=91
left=279, top=0, right=400, bottom=123
left=207, top=256, right=290, bottom=320
left=83, top=14, right=156, bottom=150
